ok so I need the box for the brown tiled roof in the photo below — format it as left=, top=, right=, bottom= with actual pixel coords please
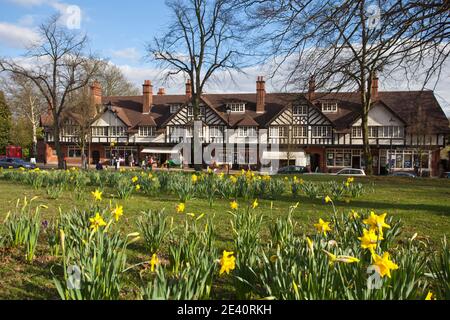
left=41, top=90, right=449, bottom=135
left=311, top=91, right=450, bottom=133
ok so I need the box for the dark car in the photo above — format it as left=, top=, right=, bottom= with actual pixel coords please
left=277, top=165, right=308, bottom=174
left=390, top=172, right=417, bottom=178
left=0, top=157, right=36, bottom=169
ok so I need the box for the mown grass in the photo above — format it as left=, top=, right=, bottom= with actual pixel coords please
left=0, top=174, right=449, bottom=299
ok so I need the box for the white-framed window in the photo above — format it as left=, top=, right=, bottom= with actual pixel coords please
left=293, top=105, right=308, bottom=116
left=293, top=126, right=308, bottom=138
left=352, top=126, right=362, bottom=138
left=326, top=149, right=362, bottom=167
left=139, top=126, right=155, bottom=137
left=321, top=101, right=338, bottom=113
left=369, top=126, right=378, bottom=138
left=187, top=106, right=205, bottom=117
left=209, top=126, right=223, bottom=138
left=269, top=126, right=287, bottom=138
left=379, top=126, right=404, bottom=138
left=67, top=146, right=82, bottom=158
left=170, top=104, right=182, bottom=114
left=238, top=127, right=257, bottom=137
left=312, top=126, right=332, bottom=138
left=386, top=150, right=429, bottom=169
left=92, top=127, right=108, bottom=137
left=110, top=126, right=127, bottom=137
left=187, top=107, right=194, bottom=117
left=61, top=125, right=79, bottom=137
left=227, top=103, right=246, bottom=113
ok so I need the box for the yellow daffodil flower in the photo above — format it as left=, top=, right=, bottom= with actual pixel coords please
left=314, top=218, right=332, bottom=236
left=219, top=250, right=236, bottom=276
left=176, top=203, right=186, bottom=213
left=191, top=174, right=198, bottom=184
left=363, top=212, right=391, bottom=236
left=322, top=249, right=360, bottom=265
left=91, top=189, right=103, bottom=201
left=132, top=176, right=138, bottom=183
left=135, top=185, right=141, bottom=191
left=112, top=205, right=124, bottom=222
left=306, top=237, right=314, bottom=253
left=89, top=213, right=107, bottom=232
left=325, top=196, right=332, bottom=203
left=371, top=252, right=399, bottom=278
left=150, top=253, right=159, bottom=272
left=358, top=228, right=382, bottom=252
left=252, top=199, right=259, bottom=209
left=230, top=201, right=239, bottom=210
left=425, top=291, right=436, bottom=300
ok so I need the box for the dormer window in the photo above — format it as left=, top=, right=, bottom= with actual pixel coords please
left=187, top=106, right=205, bottom=117
left=321, top=101, right=338, bottom=113
left=227, top=103, right=246, bottom=113
left=170, top=104, right=182, bottom=114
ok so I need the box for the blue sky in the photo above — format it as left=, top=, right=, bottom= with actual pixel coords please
left=0, top=0, right=449, bottom=115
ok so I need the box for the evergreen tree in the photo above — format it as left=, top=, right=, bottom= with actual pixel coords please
left=0, top=91, right=12, bottom=154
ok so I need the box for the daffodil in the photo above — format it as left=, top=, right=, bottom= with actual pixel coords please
left=191, top=174, right=198, bottom=184
left=322, top=249, right=360, bottom=265
left=306, top=237, right=314, bottom=254
left=150, top=253, right=159, bottom=272
left=349, top=210, right=360, bottom=220
left=358, top=228, right=382, bottom=252
left=112, top=205, right=124, bottom=222
left=219, top=250, right=236, bottom=275
left=314, top=218, right=332, bottom=236
left=230, top=175, right=237, bottom=184
left=176, top=203, right=185, bottom=213
left=89, top=213, right=107, bottom=232
left=230, top=200, right=239, bottom=210
left=324, top=196, right=332, bottom=203
left=371, top=252, right=399, bottom=278
left=425, top=291, right=436, bottom=300
left=252, top=199, right=259, bottom=209
left=132, top=176, right=138, bottom=183
left=135, top=184, right=141, bottom=191
left=363, top=212, right=391, bottom=236
left=91, top=189, right=103, bottom=201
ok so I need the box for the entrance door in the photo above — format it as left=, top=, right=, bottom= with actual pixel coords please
left=92, top=151, right=100, bottom=164
left=352, top=156, right=361, bottom=169
left=310, top=154, right=321, bottom=173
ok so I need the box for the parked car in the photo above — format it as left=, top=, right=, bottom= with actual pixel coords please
left=335, top=168, right=366, bottom=176
left=390, top=172, right=417, bottom=178
left=277, top=166, right=308, bottom=174
left=0, top=157, right=36, bottom=169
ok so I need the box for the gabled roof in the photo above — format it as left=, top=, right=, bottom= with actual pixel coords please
left=41, top=89, right=450, bottom=135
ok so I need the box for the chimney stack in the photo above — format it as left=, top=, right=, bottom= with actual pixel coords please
left=308, top=76, right=316, bottom=101
left=157, top=88, right=166, bottom=96
left=371, top=73, right=379, bottom=100
left=186, top=79, right=192, bottom=100
left=256, top=76, right=266, bottom=114
left=142, top=80, right=153, bottom=114
left=90, top=81, right=102, bottom=107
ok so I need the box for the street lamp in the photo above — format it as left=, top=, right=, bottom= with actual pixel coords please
left=226, top=106, right=232, bottom=175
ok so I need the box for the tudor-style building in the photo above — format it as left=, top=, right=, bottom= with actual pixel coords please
left=38, top=76, right=450, bottom=176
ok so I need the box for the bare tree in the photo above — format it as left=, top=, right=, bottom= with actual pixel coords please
left=93, top=61, right=140, bottom=96
left=1, top=74, right=47, bottom=158
left=238, top=0, right=450, bottom=175
left=0, top=15, right=101, bottom=168
left=147, top=0, right=246, bottom=169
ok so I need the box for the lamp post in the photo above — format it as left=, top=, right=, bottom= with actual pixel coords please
left=226, top=106, right=232, bottom=175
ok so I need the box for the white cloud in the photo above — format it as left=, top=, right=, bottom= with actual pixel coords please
left=6, top=0, right=49, bottom=7
left=17, top=14, right=35, bottom=27
left=112, top=48, right=141, bottom=62
left=0, top=22, right=40, bottom=48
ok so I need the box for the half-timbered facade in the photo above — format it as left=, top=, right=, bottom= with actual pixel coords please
left=38, top=76, right=450, bottom=176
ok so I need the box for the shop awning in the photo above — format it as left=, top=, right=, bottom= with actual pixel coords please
left=141, top=148, right=179, bottom=154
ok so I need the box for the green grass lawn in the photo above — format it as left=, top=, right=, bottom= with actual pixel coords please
left=0, top=174, right=449, bottom=299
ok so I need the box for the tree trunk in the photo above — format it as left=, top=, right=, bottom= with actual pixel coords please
left=362, top=106, right=373, bottom=175
left=32, top=122, right=37, bottom=159
left=53, top=123, right=64, bottom=169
